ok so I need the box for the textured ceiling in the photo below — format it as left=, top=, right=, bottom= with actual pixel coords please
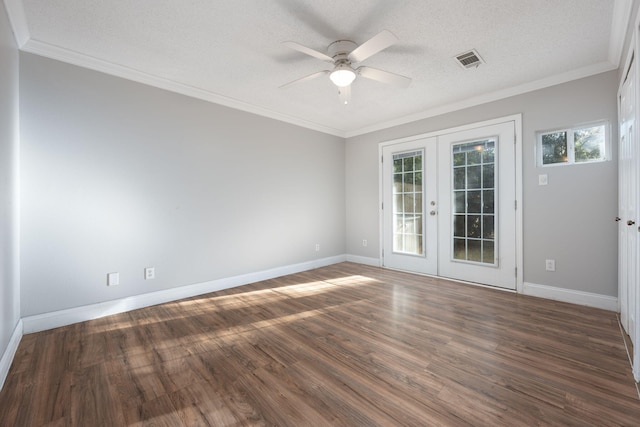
left=4, top=0, right=632, bottom=137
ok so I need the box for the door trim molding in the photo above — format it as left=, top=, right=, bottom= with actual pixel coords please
left=378, top=114, right=523, bottom=292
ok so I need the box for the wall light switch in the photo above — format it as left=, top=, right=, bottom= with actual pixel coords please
left=538, top=174, right=548, bottom=186
left=107, top=272, right=119, bottom=286
left=144, top=267, right=155, bottom=280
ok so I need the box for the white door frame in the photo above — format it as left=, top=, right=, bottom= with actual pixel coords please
left=378, top=114, right=523, bottom=293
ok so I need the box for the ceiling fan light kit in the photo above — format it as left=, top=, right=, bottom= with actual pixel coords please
left=281, top=30, right=412, bottom=103
left=329, top=65, right=356, bottom=87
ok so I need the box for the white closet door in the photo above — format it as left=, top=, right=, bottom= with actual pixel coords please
left=619, top=59, right=637, bottom=346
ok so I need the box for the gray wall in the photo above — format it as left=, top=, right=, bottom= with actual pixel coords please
left=346, top=71, right=619, bottom=296
left=13, top=46, right=624, bottom=317
left=20, top=53, right=345, bottom=316
left=0, top=3, right=20, bottom=362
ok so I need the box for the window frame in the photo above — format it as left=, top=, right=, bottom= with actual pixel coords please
left=536, top=121, right=610, bottom=167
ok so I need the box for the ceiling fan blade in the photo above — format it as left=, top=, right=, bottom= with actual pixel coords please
left=282, top=41, right=334, bottom=63
left=279, top=70, right=329, bottom=88
left=338, top=85, right=351, bottom=105
left=348, top=30, right=398, bottom=63
left=357, top=66, right=411, bottom=87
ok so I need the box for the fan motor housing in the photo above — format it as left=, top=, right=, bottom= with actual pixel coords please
left=328, top=40, right=357, bottom=61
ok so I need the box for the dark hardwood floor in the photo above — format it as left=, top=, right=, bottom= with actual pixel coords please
left=1, top=262, right=639, bottom=426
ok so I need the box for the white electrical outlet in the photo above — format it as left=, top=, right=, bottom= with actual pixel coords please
left=315, top=244, right=320, bottom=252
left=107, top=272, right=119, bottom=286
left=538, top=174, right=548, bottom=186
left=144, top=267, right=155, bottom=280
left=362, top=239, right=368, bottom=247
left=545, top=259, right=556, bottom=272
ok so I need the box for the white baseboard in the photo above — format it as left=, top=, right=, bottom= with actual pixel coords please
left=0, top=319, right=23, bottom=390
left=22, top=255, right=347, bottom=334
left=345, top=254, right=380, bottom=267
left=523, top=282, right=618, bottom=311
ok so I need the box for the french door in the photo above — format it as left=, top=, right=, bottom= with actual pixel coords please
left=382, top=120, right=518, bottom=290
left=381, top=137, right=437, bottom=275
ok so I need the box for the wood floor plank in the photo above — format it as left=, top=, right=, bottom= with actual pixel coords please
left=1, top=262, right=639, bottom=426
left=169, top=380, right=240, bottom=427
left=70, top=364, right=126, bottom=427
left=285, top=357, right=405, bottom=427
left=0, top=371, right=35, bottom=425
left=278, top=320, right=470, bottom=425
left=122, top=394, right=182, bottom=426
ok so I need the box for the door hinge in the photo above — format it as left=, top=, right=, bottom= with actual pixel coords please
left=381, top=202, right=384, bottom=210
left=514, top=200, right=518, bottom=210
left=381, top=155, right=384, bottom=163
left=515, top=267, right=517, bottom=278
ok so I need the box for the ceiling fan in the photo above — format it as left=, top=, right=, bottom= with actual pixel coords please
left=280, top=30, right=412, bottom=104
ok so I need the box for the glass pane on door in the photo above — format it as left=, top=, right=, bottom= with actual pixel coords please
left=451, top=139, right=496, bottom=265
left=392, top=150, right=424, bottom=255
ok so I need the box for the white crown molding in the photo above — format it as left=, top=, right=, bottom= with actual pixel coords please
left=20, top=39, right=347, bottom=138
left=3, top=0, right=29, bottom=47
left=523, top=282, right=618, bottom=311
left=7, top=1, right=630, bottom=140
left=23, top=36, right=616, bottom=140
left=22, top=255, right=347, bottom=334
left=345, top=61, right=618, bottom=138
left=0, top=319, right=22, bottom=391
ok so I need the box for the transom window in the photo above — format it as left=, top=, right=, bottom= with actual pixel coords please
left=537, top=122, right=609, bottom=166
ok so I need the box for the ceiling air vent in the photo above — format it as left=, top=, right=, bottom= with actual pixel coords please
left=455, top=49, right=484, bottom=69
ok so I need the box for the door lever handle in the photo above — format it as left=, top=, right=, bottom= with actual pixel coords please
left=615, top=217, right=621, bottom=222
left=628, top=220, right=636, bottom=226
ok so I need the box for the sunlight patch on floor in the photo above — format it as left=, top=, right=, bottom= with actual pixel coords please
left=91, top=275, right=378, bottom=335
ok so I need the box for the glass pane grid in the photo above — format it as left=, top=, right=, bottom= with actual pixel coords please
left=392, top=151, right=424, bottom=255
left=451, top=140, right=496, bottom=265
